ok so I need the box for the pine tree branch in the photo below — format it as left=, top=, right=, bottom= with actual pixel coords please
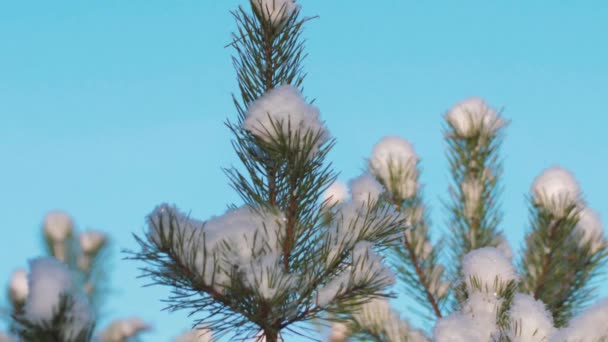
left=443, top=113, right=508, bottom=309
left=343, top=297, right=431, bottom=342
left=519, top=201, right=608, bottom=327
left=400, top=235, right=442, bottom=318
left=283, top=176, right=299, bottom=270
left=531, top=217, right=563, bottom=300
left=375, top=166, right=448, bottom=322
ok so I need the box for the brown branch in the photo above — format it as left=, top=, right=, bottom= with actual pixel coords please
left=393, top=199, right=442, bottom=318
left=470, top=216, right=480, bottom=251
left=402, top=235, right=443, bottom=318
left=282, top=178, right=298, bottom=270
left=161, top=246, right=262, bottom=325
left=263, top=27, right=274, bottom=92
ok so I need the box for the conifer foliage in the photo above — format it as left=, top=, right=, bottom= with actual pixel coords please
left=1, top=212, right=150, bottom=342
left=129, top=1, right=608, bottom=341
left=129, top=1, right=405, bottom=341
left=3, top=1, right=605, bottom=342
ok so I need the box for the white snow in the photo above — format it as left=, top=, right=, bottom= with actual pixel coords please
left=434, top=312, right=490, bottom=342
left=462, top=247, right=517, bottom=293
left=316, top=241, right=394, bottom=308
left=506, top=294, right=555, bottom=342
left=437, top=251, right=556, bottom=342
left=244, top=85, right=328, bottom=152
left=463, top=292, right=501, bottom=320
left=329, top=322, right=348, bottom=341
left=494, top=234, right=513, bottom=260
left=435, top=291, right=501, bottom=342
left=316, top=270, right=349, bottom=308
left=349, top=174, right=383, bottom=205
left=201, top=205, right=284, bottom=264
left=550, top=298, right=608, bottom=341
left=119, top=318, right=149, bottom=337
left=99, top=317, right=150, bottom=342
left=531, top=166, right=580, bottom=216
left=173, top=327, right=212, bottom=342
left=445, top=97, right=504, bottom=138
left=574, top=207, right=605, bottom=253
left=322, top=175, right=403, bottom=269
left=251, top=0, right=299, bottom=26
left=0, top=332, right=14, bottom=342
left=353, top=298, right=428, bottom=342
left=323, top=181, right=349, bottom=206
left=148, top=204, right=289, bottom=294
left=23, top=257, right=93, bottom=340
left=24, top=258, right=75, bottom=322
left=43, top=211, right=73, bottom=242
left=9, top=269, right=28, bottom=304
left=242, top=253, right=296, bottom=300
left=369, top=136, right=419, bottom=200
left=79, top=230, right=106, bottom=255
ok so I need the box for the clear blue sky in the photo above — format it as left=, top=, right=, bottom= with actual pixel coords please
left=1, top=1, right=607, bottom=341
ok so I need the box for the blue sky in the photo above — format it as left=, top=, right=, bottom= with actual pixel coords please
left=1, top=1, right=607, bottom=340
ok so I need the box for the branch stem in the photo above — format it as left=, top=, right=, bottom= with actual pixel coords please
left=402, top=234, right=442, bottom=318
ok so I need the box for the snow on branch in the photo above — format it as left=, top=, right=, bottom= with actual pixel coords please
left=505, top=294, right=555, bottom=342
left=316, top=241, right=395, bottom=308
left=461, top=247, right=517, bottom=294
left=550, top=299, right=608, bottom=341
left=369, top=136, right=419, bottom=201
left=435, top=247, right=518, bottom=342
left=521, top=166, right=608, bottom=327
left=172, top=327, right=213, bottom=342
left=531, top=166, right=581, bottom=217
left=322, top=175, right=403, bottom=266
left=348, top=298, right=430, bottom=342
left=14, top=257, right=95, bottom=342
left=367, top=135, right=449, bottom=320
left=43, top=211, right=74, bottom=262
left=575, top=207, right=606, bottom=254
left=243, top=85, right=329, bottom=154
left=443, top=97, right=509, bottom=299
left=0, top=332, right=14, bottom=342
left=8, top=269, right=28, bottom=308
left=251, top=0, right=300, bottom=27
left=98, top=317, right=151, bottom=342
left=349, top=174, right=384, bottom=206
left=322, top=181, right=349, bottom=207
left=148, top=204, right=291, bottom=298
left=445, top=97, right=505, bottom=138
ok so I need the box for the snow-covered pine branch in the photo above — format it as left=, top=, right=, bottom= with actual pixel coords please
left=2, top=211, right=151, bottom=342
left=432, top=245, right=608, bottom=342
left=12, top=258, right=95, bottom=342
left=251, top=0, right=299, bottom=28
left=443, top=97, right=510, bottom=306
left=520, top=166, right=608, bottom=326
left=40, top=211, right=111, bottom=314
left=550, top=298, right=608, bottom=341
left=128, top=2, right=406, bottom=341
left=368, top=136, right=450, bottom=321
left=131, top=173, right=404, bottom=341
left=434, top=247, right=517, bottom=342
left=118, top=1, right=608, bottom=341
left=8, top=269, right=28, bottom=310
left=344, top=298, right=429, bottom=342
left=43, top=211, right=74, bottom=263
